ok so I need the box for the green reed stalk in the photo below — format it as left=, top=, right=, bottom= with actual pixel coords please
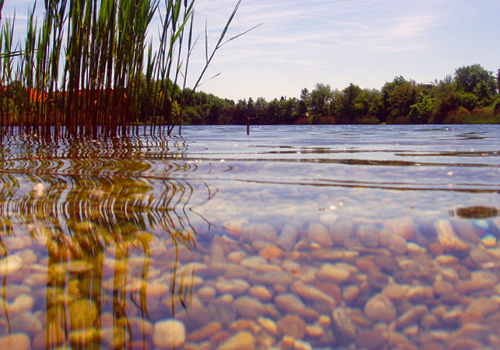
left=1, top=0, right=246, bottom=139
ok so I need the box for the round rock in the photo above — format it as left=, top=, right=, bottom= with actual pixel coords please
left=153, top=319, right=186, bottom=349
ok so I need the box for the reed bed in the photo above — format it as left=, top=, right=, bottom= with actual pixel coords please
left=0, top=0, right=244, bottom=140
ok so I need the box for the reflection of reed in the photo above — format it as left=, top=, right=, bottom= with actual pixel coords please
left=0, top=136, right=212, bottom=348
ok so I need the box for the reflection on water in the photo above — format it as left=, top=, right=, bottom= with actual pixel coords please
left=0, top=125, right=499, bottom=349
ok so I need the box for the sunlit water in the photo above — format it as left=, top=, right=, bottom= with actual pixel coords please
left=0, top=125, right=499, bottom=349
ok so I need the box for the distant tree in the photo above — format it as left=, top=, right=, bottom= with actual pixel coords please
left=337, top=83, right=363, bottom=123
left=454, top=64, right=497, bottom=106
left=381, top=77, right=420, bottom=123
left=309, top=83, right=333, bottom=123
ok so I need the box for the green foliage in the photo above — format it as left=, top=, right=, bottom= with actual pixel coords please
left=175, top=64, right=499, bottom=126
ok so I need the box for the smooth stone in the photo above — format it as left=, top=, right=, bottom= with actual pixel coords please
left=101, top=327, right=130, bottom=349
left=396, top=305, right=428, bottom=329
left=435, top=254, right=458, bottom=264
left=127, top=317, right=154, bottom=340
left=198, top=286, right=217, bottom=301
left=441, top=268, right=459, bottom=282
left=233, top=296, right=266, bottom=319
left=482, top=234, right=497, bottom=247
left=364, top=294, right=397, bottom=322
left=189, top=322, right=222, bottom=342
left=11, top=312, right=42, bottom=336
left=407, top=242, right=427, bottom=254
left=332, top=307, right=356, bottom=339
left=469, top=246, right=493, bottom=264
left=343, top=285, right=360, bottom=303
left=227, top=251, right=247, bottom=264
left=215, top=278, right=249, bottom=296
left=242, top=224, right=277, bottom=243
left=307, top=223, right=333, bottom=247
left=384, top=217, right=417, bottom=241
left=224, top=220, right=247, bottom=239
left=210, top=243, right=227, bottom=265
left=259, top=245, right=282, bottom=261
left=434, top=219, right=469, bottom=251
left=275, top=293, right=319, bottom=320
left=217, top=331, right=256, bottom=350
left=406, top=286, right=434, bottom=302
left=277, top=224, right=298, bottom=252
left=456, top=271, right=498, bottom=294
left=382, top=284, right=410, bottom=301
left=466, top=297, right=500, bottom=316
left=387, top=234, right=408, bottom=255
left=433, top=280, right=454, bottom=296
left=248, top=271, right=293, bottom=286
left=258, top=316, right=278, bottom=335
left=306, top=324, right=324, bottom=338
left=386, top=332, right=417, bottom=350
left=277, top=314, right=307, bottom=339
left=249, top=285, right=273, bottom=302
left=208, top=299, right=236, bottom=327
left=153, top=319, right=186, bottom=349
left=317, top=263, right=350, bottom=283
left=5, top=294, right=34, bottom=315
left=240, top=256, right=281, bottom=273
left=0, top=255, right=23, bottom=276
left=69, top=328, right=98, bottom=347
left=0, top=333, right=30, bottom=349
left=357, top=225, right=380, bottom=248
left=68, top=300, right=98, bottom=330
left=67, top=260, right=93, bottom=273
left=291, top=281, right=336, bottom=307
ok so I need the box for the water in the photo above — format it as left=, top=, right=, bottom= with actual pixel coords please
left=0, top=124, right=500, bottom=349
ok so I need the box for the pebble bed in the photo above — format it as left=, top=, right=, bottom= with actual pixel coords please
left=1, top=215, right=500, bottom=350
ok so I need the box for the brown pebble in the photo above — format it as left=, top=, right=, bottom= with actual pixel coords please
left=396, top=305, right=428, bottom=329
left=217, top=331, right=256, bottom=350
left=342, top=285, right=360, bottom=303
left=332, top=307, right=356, bottom=340
left=189, top=322, right=222, bottom=342
left=277, top=314, right=307, bottom=339
left=0, top=333, right=31, bottom=350
left=364, top=294, right=397, bottom=322
left=460, top=310, right=484, bottom=324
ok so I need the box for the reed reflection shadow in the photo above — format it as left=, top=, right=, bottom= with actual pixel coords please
left=0, top=136, right=215, bottom=348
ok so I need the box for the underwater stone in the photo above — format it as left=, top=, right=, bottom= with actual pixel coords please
left=364, top=294, right=397, bottom=322
left=0, top=333, right=30, bottom=350
left=233, top=296, right=266, bottom=319
left=275, top=293, right=319, bottom=320
left=217, top=331, right=256, bottom=350
left=317, top=263, right=350, bottom=284
left=277, top=224, right=298, bottom=252
left=277, top=314, right=307, bottom=339
left=153, top=319, right=186, bottom=349
left=68, top=299, right=98, bottom=330
left=434, top=219, right=469, bottom=251
left=0, top=255, right=23, bottom=277
left=307, top=223, right=333, bottom=247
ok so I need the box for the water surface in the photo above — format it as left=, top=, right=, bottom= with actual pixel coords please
left=0, top=125, right=499, bottom=349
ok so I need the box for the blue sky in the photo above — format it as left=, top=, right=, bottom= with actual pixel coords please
left=191, top=0, right=500, bottom=100
left=4, top=0, right=500, bottom=101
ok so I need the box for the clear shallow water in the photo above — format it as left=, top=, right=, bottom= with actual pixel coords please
left=0, top=125, right=499, bottom=349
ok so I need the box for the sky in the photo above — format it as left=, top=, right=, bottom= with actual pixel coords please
left=3, top=0, right=500, bottom=101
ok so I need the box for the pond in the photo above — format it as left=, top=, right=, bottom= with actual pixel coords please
left=0, top=124, right=499, bottom=349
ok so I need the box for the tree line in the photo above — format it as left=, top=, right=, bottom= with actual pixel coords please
left=180, top=64, right=500, bottom=125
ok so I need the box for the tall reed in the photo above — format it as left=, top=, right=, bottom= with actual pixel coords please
left=0, top=0, right=245, bottom=140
